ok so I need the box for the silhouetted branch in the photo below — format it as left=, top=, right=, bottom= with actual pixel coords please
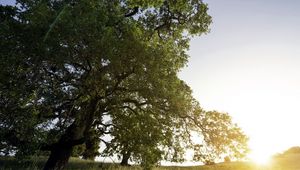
left=125, top=7, right=139, bottom=17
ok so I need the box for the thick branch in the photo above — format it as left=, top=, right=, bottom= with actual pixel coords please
left=40, top=143, right=55, bottom=151
left=124, top=7, right=139, bottom=17
left=105, top=69, right=135, bottom=97
left=70, top=137, right=86, bottom=146
left=122, top=98, right=148, bottom=107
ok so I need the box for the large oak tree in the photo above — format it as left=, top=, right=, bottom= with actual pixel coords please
left=1, top=0, right=212, bottom=169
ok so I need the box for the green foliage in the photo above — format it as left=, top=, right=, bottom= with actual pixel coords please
left=0, top=0, right=248, bottom=169
left=72, top=128, right=101, bottom=160
left=191, top=109, right=249, bottom=164
left=82, top=129, right=101, bottom=160
left=102, top=80, right=195, bottom=168
left=1, top=0, right=210, bottom=157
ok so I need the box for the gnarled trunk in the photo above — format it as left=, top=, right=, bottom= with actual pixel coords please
left=43, top=98, right=98, bottom=170
left=43, top=122, right=87, bottom=170
left=43, top=143, right=73, bottom=170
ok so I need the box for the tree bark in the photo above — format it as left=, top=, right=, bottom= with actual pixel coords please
left=43, top=98, right=98, bottom=170
left=43, top=143, right=73, bottom=170
left=43, top=122, right=87, bottom=170
left=120, top=151, right=131, bottom=166
left=82, top=130, right=97, bottom=160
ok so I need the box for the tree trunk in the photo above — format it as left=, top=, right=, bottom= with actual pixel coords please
left=82, top=134, right=98, bottom=160
left=43, top=123, right=86, bottom=170
left=120, top=151, right=131, bottom=166
left=43, top=98, right=98, bottom=170
left=43, top=144, right=73, bottom=170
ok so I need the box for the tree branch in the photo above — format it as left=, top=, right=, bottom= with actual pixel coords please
left=124, top=7, right=139, bottom=17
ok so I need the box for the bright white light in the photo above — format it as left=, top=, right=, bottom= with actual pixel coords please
left=180, top=43, right=300, bottom=164
left=248, top=150, right=271, bottom=165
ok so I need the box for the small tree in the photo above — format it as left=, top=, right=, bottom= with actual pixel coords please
left=192, top=109, right=249, bottom=164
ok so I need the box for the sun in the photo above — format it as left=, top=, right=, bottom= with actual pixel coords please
left=249, top=151, right=271, bottom=165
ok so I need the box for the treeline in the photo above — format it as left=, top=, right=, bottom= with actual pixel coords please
left=273, top=146, right=300, bottom=159
left=0, top=0, right=247, bottom=170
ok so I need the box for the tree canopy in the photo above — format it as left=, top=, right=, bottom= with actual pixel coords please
left=0, top=0, right=248, bottom=170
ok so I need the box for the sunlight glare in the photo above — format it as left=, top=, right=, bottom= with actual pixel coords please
left=249, top=151, right=271, bottom=165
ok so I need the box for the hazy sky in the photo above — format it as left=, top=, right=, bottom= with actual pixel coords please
left=180, top=0, right=300, bottom=162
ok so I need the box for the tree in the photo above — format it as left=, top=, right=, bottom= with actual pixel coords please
left=71, top=128, right=100, bottom=160
left=0, top=0, right=211, bottom=169
left=101, top=80, right=195, bottom=169
left=273, top=146, right=300, bottom=158
left=283, top=146, right=300, bottom=155
left=192, top=110, right=249, bottom=164
left=101, top=99, right=249, bottom=168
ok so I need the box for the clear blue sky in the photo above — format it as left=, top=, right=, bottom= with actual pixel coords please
left=0, top=0, right=14, bottom=6
left=180, top=0, right=300, bottom=161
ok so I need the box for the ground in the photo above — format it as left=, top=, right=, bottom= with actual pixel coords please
left=1, top=154, right=300, bottom=170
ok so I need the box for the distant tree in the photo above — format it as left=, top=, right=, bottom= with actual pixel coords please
left=272, top=146, right=300, bottom=159
left=283, top=146, right=300, bottom=155
left=192, top=110, right=249, bottom=164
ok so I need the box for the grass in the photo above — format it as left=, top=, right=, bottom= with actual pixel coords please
left=0, top=156, right=143, bottom=170
left=1, top=155, right=300, bottom=170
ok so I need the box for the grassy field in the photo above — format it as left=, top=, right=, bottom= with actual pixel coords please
left=1, top=155, right=300, bottom=170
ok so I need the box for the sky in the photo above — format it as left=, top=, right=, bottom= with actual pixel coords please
left=179, top=0, right=300, bottom=163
